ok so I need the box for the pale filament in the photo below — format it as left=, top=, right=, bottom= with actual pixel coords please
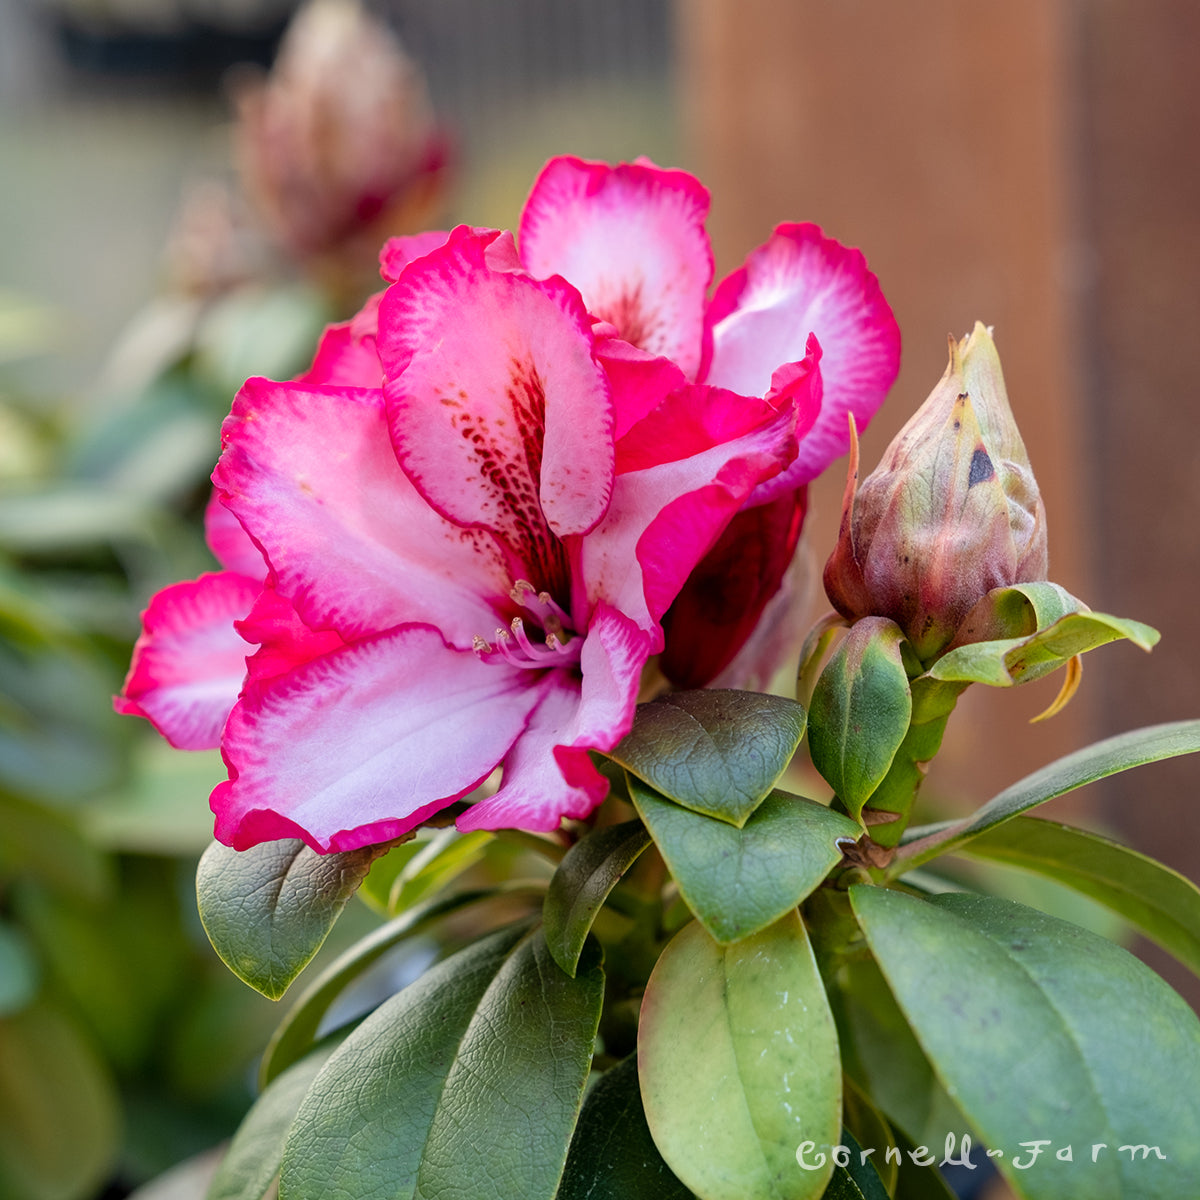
left=510, top=579, right=575, bottom=641
left=471, top=581, right=583, bottom=670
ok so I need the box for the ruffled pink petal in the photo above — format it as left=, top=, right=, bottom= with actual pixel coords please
left=455, top=677, right=598, bottom=833
left=380, top=230, right=614, bottom=586
left=379, top=226, right=522, bottom=286
left=578, top=385, right=797, bottom=633
left=659, top=488, right=807, bottom=688
left=594, top=334, right=690, bottom=441
left=458, top=604, right=651, bottom=831
left=211, top=624, right=540, bottom=852
left=378, top=230, right=452, bottom=282
left=706, top=223, right=900, bottom=484
left=115, top=571, right=260, bottom=750
left=213, top=377, right=511, bottom=646
left=519, top=156, right=714, bottom=379
left=744, top=338, right=825, bottom=505
left=204, top=490, right=265, bottom=579
left=298, top=292, right=384, bottom=388
left=235, top=586, right=347, bottom=682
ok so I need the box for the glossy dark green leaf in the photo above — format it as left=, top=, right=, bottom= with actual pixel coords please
left=851, top=886, right=1200, bottom=1198
left=897, top=719, right=1200, bottom=871
left=840, top=1081, right=899, bottom=1196
left=639, top=914, right=841, bottom=1200
left=197, top=838, right=388, bottom=1000
left=891, top=1135, right=959, bottom=1200
left=558, top=1055, right=695, bottom=1200
left=280, top=926, right=603, bottom=1200
left=208, top=1038, right=341, bottom=1200
left=630, top=777, right=859, bottom=943
left=259, top=886, right=530, bottom=1085
left=606, top=689, right=807, bottom=825
left=0, top=1001, right=120, bottom=1200
left=812, top=1130, right=891, bottom=1200
left=544, top=819, right=651, bottom=975
left=808, top=617, right=912, bottom=821
left=957, top=815, right=1200, bottom=980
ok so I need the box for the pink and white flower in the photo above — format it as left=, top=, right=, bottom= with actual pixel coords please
left=118, top=155, right=899, bottom=851
left=302, top=157, right=901, bottom=686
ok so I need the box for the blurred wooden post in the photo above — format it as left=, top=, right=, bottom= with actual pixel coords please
left=1074, top=0, right=1200, bottom=1004
left=679, top=0, right=1090, bottom=802
left=679, top=0, right=1200, bottom=1009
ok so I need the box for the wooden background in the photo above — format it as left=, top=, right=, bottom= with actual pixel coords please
left=679, top=0, right=1200, bottom=1007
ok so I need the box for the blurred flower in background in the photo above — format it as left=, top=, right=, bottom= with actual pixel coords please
left=233, top=0, right=448, bottom=297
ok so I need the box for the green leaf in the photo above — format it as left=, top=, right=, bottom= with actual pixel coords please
left=957, top=816, right=1200, bottom=979
left=388, top=828, right=492, bottom=914
left=279, top=926, right=603, bottom=1200
left=639, top=914, right=841, bottom=1200
left=859, top=675, right=966, bottom=848
left=557, top=1055, right=695, bottom=1200
left=606, top=689, right=807, bottom=825
left=797, top=614, right=848, bottom=706
left=931, top=610, right=1159, bottom=688
left=356, top=838, right=428, bottom=916
left=197, top=838, right=388, bottom=1000
left=629, top=776, right=859, bottom=943
left=850, top=886, right=1200, bottom=1198
left=807, top=617, right=912, bottom=822
left=840, top=1081, right=899, bottom=1196
left=543, top=819, right=651, bottom=975
left=818, top=1130, right=891, bottom=1200
left=0, top=484, right=155, bottom=552
left=260, top=886, right=526, bottom=1085
left=0, top=1001, right=120, bottom=1200
left=207, top=1038, right=341, bottom=1200
left=951, top=581, right=1085, bottom=644
left=897, top=719, right=1200, bottom=871
left=891, top=1134, right=959, bottom=1200
left=827, top=957, right=966, bottom=1150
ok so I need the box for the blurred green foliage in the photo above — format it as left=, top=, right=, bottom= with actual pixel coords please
left=0, top=282, right=330, bottom=1199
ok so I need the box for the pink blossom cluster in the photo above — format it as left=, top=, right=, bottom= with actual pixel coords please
left=117, top=156, right=899, bottom=853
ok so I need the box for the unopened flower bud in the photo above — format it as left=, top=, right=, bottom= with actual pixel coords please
left=234, top=0, right=447, bottom=273
left=823, top=322, right=1047, bottom=662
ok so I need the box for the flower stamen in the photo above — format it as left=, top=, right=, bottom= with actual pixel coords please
left=511, top=579, right=575, bottom=641
left=474, top=612, right=582, bottom=670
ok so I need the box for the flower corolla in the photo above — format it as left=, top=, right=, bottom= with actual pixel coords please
left=118, top=157, right=898, bottom=851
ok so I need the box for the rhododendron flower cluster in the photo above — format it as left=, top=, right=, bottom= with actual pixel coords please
left=117, top=156, right=899, bottom=852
